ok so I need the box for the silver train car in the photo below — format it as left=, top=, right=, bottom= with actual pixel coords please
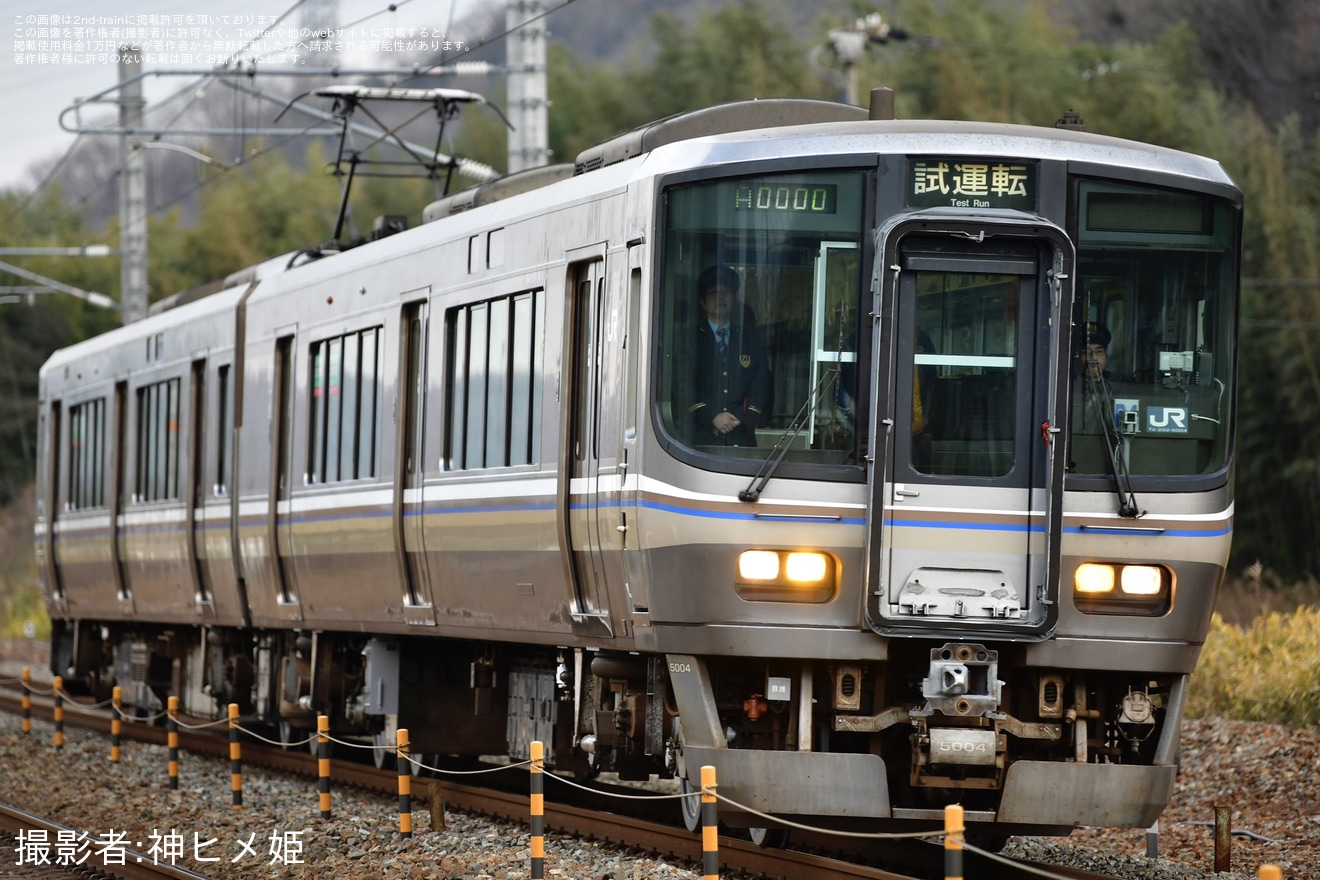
left=34, top=95, right=1241, bottom=840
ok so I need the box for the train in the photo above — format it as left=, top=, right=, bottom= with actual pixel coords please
left=34, top=88, right=1241, bottom=844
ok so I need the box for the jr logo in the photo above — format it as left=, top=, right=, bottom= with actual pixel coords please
left=1147, top=406, right=1189, bottom=433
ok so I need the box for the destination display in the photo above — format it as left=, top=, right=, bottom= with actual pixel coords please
left=1086, top=191, right=1213, bottom=235
left=733, top=182, right=838, bottom=214
left=907, top=158, right=1037, bottom=210
left=668, top=170, right=863, bottom=232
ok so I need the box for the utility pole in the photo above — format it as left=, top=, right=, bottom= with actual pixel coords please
left=118, top=46, right=149, bottom=324
left=506, top=0, right=549, bottom=173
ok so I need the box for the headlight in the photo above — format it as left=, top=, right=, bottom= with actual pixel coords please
left=1120, top=565, right=1164, bottom=595
left=785, top=552, right=828, bottom=583
left=1073, top=563, right=1171, bottom=615
left=736, top=550, right=837, bottom=603
left=1075, top=563, right=1115, bottom=593
left=738, top=550, right=780, bottom=581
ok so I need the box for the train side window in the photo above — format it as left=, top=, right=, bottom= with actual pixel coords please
left=359, top=328, right=380, bottom=478
left=339, top=333, right=360, bottom=480
left=510, top=291, right=542, bottom=464
left=487, top=228, right=505, bottom=269
left=308, top=326, right=383, bottom=483
left=446, top=289, right=544, bottom=470
left=325, top=336, right=344, bottom=477
left=68, top=397, right=106, bottom=509
left=465, top=304, right=490, bottom=464
left=216, top=365, right=231, bottom=496
left=486, top=297, right=511, bottom=464
left=135, top=378, right=181, bottom=503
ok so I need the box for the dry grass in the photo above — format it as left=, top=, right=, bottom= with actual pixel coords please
left=1213, top=563, right=1320, bottom=625
left=1188, top=570, right=1320, bottom=727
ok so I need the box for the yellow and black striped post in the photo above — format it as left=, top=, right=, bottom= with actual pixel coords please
left=530, top=740, right=545, bottom=880
left=944, top=804, right=964, bottom=880
left=397, top=728, right=412, bottom=838
left=701, top=765, right=718, bottom=880
left=167, top=696, right=179, bottom=789
left=318, top=715, right=331, bottom=819
left=110, top=686, right=122, bottom=763
left=228, top=703, right=242, bottom=809
left=20, top=667, right=31, bottom=734
left=52, top=675, right=64, bottom=750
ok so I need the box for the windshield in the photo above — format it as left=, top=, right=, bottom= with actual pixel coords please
left=911, top=268, right=1027, bottom=479
left=657, top=169, right=867, bottom=467
left=1068, top=180, right=1239, bottom=479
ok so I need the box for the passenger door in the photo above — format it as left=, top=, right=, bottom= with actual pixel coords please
left=270, top=334, right=302, bottom=617
left=187, top=359, right=212, bottom=611
left=558, top=254, right=614, bottom=637
left=396, top=298, right=436, bottom=624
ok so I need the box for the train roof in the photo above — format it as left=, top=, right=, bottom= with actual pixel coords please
left=635, top=116, right=1238, bottom=198
left=418, top=99, right=1237, bottom=226
left=41, top=283, right=247, bottom=385
left=572, top=98, right=869, bottom=174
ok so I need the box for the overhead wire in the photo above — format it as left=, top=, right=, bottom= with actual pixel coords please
left=10, top=0, right=578, bottom=235
left=4, top=0, right=307, bottom=222
left=5, top=69, right=239, bottom=225
left=436, top=0, right=579, bottom=66
left=225, top=0, right=310, bottom=68
left=138, top=118, right=324, bottom=224
left=327, top=0, right=420, bottom=35
left=4, top=0, right=308, bottom=222
left=248, top=0, right=418, bottom=66
left=0, top=139, right=86, bottom=226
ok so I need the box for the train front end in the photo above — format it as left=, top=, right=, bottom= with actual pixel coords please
left=639, top=119, right=1241, bottom=836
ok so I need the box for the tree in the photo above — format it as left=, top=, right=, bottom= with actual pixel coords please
left=0, top=186, right=119, bottom=505
left=544, top=0, right=827, bottom=165
left=1223, top=112, right=1320, bottom=576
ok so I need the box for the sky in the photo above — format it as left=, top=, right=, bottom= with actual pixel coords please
left=3, top=0, right=488, bottom=192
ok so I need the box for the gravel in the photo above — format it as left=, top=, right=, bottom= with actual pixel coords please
left=0, top=671, right=1314, bottom=880
left=1015, top=715, right=1320, bottom=880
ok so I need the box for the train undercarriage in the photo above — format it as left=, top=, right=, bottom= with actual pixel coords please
left=50, top=620, right=1179, bottom=834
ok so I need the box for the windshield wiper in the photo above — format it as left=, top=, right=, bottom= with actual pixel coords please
left=739, top=368, right=839, bottom=503
left=1085, top=373, right=1142, bottom=518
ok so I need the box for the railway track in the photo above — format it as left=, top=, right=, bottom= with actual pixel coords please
left=0, top=685, right=1134, bottom=880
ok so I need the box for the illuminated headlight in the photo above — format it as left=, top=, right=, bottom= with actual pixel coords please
left=1120, top=565, right=1164, bottom=595
left=786, top=552, right=828, bottom=583
left=738, top=550, right=780, bottom=581
left=736, top=550, right=837, bottom=603
left=1074, top=563, right=1115, bottom=593
left=1073, top=563, right=1172, bottom=615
